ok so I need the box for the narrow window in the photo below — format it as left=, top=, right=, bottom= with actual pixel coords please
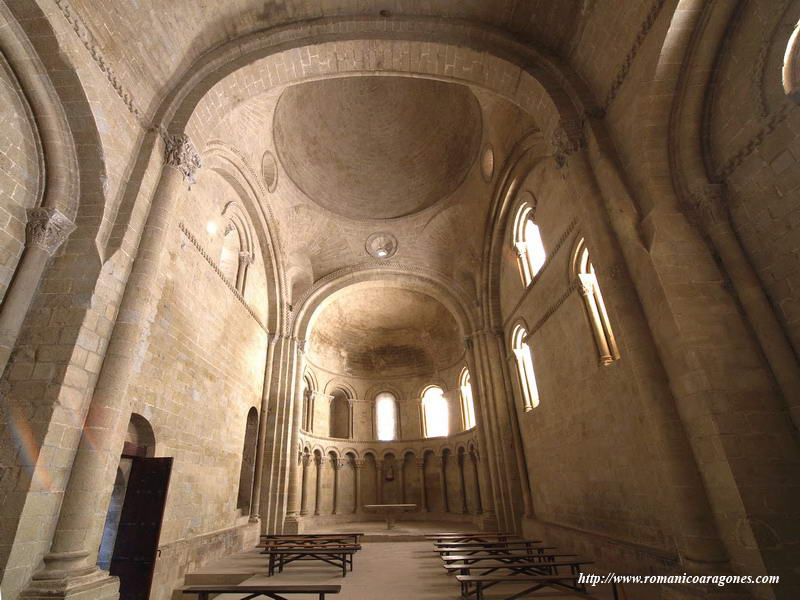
left=460, top=368, right=476, bottom=430
left=513, top=201, right=546, bottom=286
left=574, top=239, right=620, bottom=365
left=512, top=325, right=539, bottom=411
left=301, top=374, right=314, bottom=432
left=422, top=386, right=448, bottom=438
left=784, top=20, right=800, bottom=103
left=375, top=392, right=398, bottom=441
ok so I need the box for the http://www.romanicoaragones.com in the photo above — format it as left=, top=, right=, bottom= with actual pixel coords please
left=579, top=572, right=780, bottom=587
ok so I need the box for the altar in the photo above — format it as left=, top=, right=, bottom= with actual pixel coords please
left=362, top=504, right=417, bottom=530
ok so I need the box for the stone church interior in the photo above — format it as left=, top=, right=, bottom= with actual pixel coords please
left=1, top=1, right=799, bottom=599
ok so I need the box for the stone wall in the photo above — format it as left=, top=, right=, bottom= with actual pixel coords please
left=499, top=160, right=677, bottom=558
left=296, top=429, right=481, bottom=528
left=118, top=166, right=270, bottom=600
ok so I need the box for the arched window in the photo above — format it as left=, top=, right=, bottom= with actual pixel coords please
left=218, top=202, right=255, bottom=294
left=573, top=239, right=620, bottom=365
left=512, top=325, right=539, bottom=411
left=301, top=373, right=314, bottom=432
left=460, top=368, right=476, bottom=430
left=513, top=201, right=546, bottom=286
left=375, top=392, right=398, bottom=441
left=784, top=20, right=800, bottom=103
left=421, top=385, right=449, bottom=438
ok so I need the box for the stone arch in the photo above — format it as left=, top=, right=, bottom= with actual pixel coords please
left=153, top=20, right=590, bottom=144
left=323, top=380, right=357, bottom=399
left=294, top=267, right=477, bottom=343
left=126, top=413, right=156, bottom=457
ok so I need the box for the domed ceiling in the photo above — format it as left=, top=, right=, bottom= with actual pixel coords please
left=273, top=76, right=482, bottom=220
left=308, top=286, right=463, bottom=378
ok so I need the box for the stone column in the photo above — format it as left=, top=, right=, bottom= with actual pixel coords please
left=470, top=451, right=483, bottom=514
left=22, top=132, right=200, bottom=600
left=0, top=207, right=76, bottom=372
left=399, top=457, right=406, bottom=504
left=416, top=459, right=428, bottom=512
left=458, top=453, right=468, bottom=514
left=376, top=460, right=383, bottom=504
left=283, top=339, right=306, bottom=532
left=439, top=454, right=449, bottom=513
left=331, top=458, right=340, bottom=515
left=467, top=334, right=505, bottom=531
left=250, top=334, right=279, bottom=523
left=236, top=251, right=252, bottom=293
left=299, top=453, right=311, bottom=516
left=353, top=459, right=364, bottom=514
left=313, top=455, right=322, bottom=516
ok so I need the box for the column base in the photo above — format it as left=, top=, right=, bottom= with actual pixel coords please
left=21, top=565, right=119, bottom=600
left=283, top=514, right=303, bottom=534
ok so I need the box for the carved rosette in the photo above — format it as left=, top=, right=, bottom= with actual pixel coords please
left=162, top=132, right=201, bottom=184
left=550, top=119, right=586, bottom=169
left=26, top=208, right=77, bottom=255
left=688, top=184, right=729, bottom=229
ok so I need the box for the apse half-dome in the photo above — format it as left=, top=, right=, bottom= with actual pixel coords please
left=307, top=286, right=463, bottom=378
left=274, top=76, right=482, bottom=220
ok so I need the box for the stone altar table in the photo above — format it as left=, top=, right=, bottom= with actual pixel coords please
left=363, top=504, right=417, bottom=529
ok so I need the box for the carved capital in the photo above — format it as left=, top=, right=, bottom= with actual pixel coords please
left=464, top=336, right=473, bottom=351
left=688, top=184, right=729, bottom=229
left=238, top=251, right=254, bottom=266
left=550, top=119, right=586, bottom=169
left=162, top=131, right=201, bottom=184
left=416, top=459, right=426, bottom=469
left=296, top=338, right=306, bottom=354
left=353, top=459, right=366, bottom=469
left=301, top=454, right=312, bottom=467
left=26, top=208, right=76, bottom=255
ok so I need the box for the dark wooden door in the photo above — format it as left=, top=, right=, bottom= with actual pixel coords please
left=110, top=457, right=173, bottom=600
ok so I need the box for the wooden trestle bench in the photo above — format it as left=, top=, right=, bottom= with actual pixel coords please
left=181, top=584, right=341, bottom=600
left=257, top=533, right=363, bottom=577
left=266, top=545, right=360, bottom=577
left=428, top=531, right=619, bottom=600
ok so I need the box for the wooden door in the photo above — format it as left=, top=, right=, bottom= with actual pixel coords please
left=109, top=457, right=172, bottom=600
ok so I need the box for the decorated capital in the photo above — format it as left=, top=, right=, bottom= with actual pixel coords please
left=162, top=131, right=201, bottom=184
left=26, top=207, right=76, bottom=255
left=550, top=118, right=586, bottom=169
left=688, top=183, right=728, bottom=229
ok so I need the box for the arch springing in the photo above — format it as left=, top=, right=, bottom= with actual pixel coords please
left=422, top=385, right=448, bottom=438
left=513, top=201, right=546, bottom=286
left=512, top=325, right=539, bottom=411
left=573, top=239, right=620, bottom=365
left=460, top=368, right=476, bottom=430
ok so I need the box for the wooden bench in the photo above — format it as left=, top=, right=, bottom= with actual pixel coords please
left=259, top=536, right=364, bottom=551
left=427, top=533, right=516, bottom=543
left=444, top=558, right=593, bottom=578
left=261, top=533, right=362, bottom=544
left=455, top=574, right=600, bottom=600
left=440, top=552, right=574, bottom=566
left=435, top=541, right=547, bottom=556
left=265, top=546, right=360, bottom=577
left=182, top=584, right=341, bottom=600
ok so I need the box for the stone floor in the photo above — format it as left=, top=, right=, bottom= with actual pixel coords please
left=180, top=521, right=617, bottom=599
